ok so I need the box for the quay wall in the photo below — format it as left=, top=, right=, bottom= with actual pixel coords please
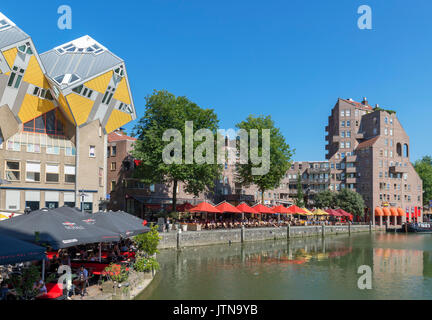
left=158, top=224, right=383, bottom=249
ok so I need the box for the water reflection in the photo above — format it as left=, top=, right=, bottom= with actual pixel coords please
left=140, top=233, right=432, bottom=300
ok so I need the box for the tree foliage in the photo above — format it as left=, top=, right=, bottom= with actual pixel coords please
left=133, top=224, right=161, bottom=257
left=132, top=90, right=221, bottom=210
left=314, top=189, right=365, bottom=216
left=235, top=115, right=293, bottom=203
left=313, top=190, right=336, bottom=209
left=414, top=156, right=432, bottom=206
left=335, top=189, right=365, bottom=217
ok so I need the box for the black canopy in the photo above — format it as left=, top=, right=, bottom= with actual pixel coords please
left=0, top=233, right=46, bottom=265
left=54, top=207, right=150, bottom=238
left=0, top=208, right=120, bottom=249
left=92, top=210, right=150, bottom=238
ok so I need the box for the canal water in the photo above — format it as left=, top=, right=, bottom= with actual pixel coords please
left=138, top=232, right=432, bottom=300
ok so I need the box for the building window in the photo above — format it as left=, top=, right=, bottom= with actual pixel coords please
left=7, top=66, right=25, bottom=89
left=346, top=142, right=351, bottom=149
left=65, top=147, right=76, bottom=156
left=107, top=146, right=110, bottom=157
left=23, top=109, right=65, bottom=136
left=150, top=184, right=155, bottom=192
left=5, top=190, right=20, bottom=210
left=102, top=86, right=116, bottom=105
left=346, top=110, right=351, bottom=117
left=7, top=140, right=20, bottom=151
left=5, top=161, right=20, bottom=181
left=111, top=180, right=116, bottom=191
left=72, top=84, right=93, bottom=99
left=26, top=162, right=41, bottom=182
left=46, top=164, right=59, bottom=182
left=111, top=146, right=117, bottom=157
left=346, top=120, right=350, bottom=127
left=64, top=165, right=76, bottom=183
left=46, top=145, right=60, bottom=155
left=64, top=192, right=75, bottom=208
left=111, top=162, right=116, bottom=171
left=45, top=191, right=59, bottom=209
left=27, top=143, right=41, bottom=153
left=89, top=145, right=96, bottom=157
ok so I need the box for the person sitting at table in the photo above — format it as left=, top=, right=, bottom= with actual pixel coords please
left=108, top=250, right=118, bottom=262
left=88, top=253, right=97, bottom=262
left=76, top=265, right=89, bottom=297
left=33, top=276, right=47, bottom=297
left=120, top=242, right=129, bottom=252
left=60, top=253, right=71, bottom=266
left=113, top=244, right=121, bottom=256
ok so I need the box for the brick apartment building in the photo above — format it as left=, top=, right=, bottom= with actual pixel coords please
left=105, top=94, right=423, bottom=225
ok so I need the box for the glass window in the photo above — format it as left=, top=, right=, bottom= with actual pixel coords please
left=5, top=161, right=20, bottom=181
left=46, top=164, right=59, bottom=182
left=89, top=146, right=96, bottom=157
left=26, top=162, right=41, bottom=182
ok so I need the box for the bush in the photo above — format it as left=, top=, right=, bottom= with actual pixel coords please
left=133, top=256, right=160, bottom=273
left=133, top=225, right=161, bottom=256
left=103, top=263, right=129, bottom=283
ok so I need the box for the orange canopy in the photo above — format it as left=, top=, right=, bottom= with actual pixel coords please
left=397, top=208, right=405, bottom=217
left=236, top=202, right=258, bottom=214
left=189, top=202, right=221, bottom=213
left=390, top=208, right=398, bottom=217
left=271, top=205, right=291, bottom=214
left=215, top=201, right=242, bottom=214
left=287, top=205, right=307, bottom=215
left=375, top=207, right=384, bottom=217
left=252, top=204, right=275, bottom=214
left=383, top=207, right=391, bottom=216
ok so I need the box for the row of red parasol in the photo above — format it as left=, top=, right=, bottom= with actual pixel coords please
left=325, top=208, right=353, bottom=220
left=187, top=201, right=314, bottom=215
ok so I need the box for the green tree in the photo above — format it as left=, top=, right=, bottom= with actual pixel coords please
left=335, top=188, right=365, bottom=217
left=313, top=190, right=336, bottom=209
left=294, top=172, right=304, bottom=207
left=132, top=90, right=221, bottom=212
left=414, top=156, right=432, bottom=206
left=235, top=115, right=293, bottom=203
left=133, top=225, right=161, bottom=257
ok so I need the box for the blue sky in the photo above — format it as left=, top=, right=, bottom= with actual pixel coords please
left=3, top=0, right=432, bottom=162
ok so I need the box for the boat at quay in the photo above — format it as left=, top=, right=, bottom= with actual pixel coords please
left=396, top=222, right=432, bottom=233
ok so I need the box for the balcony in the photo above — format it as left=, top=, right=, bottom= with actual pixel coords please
left=389, top=165, right=408, bottom=174
left=325, top=126, right=329, bottom=132
left=355, top=132, right=364, bottom=139
left=332, top=135, right=341, bottom=142
left=307, top=167, right=331, bottom=174
left=346, top=155, right=357, bottom=162
left=346, top=177, right=357, bottom=184
left=346, top=167, right=357, bottom=173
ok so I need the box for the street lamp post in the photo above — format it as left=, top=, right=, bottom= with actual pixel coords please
left=79, top=191, right=88, bottom=213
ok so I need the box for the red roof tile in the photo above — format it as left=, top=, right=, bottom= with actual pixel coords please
left=356, top=136, right=379, bottom=150
left=108, top=131, right=137, bottom=142
left=340, top=98, right=373, bottom=110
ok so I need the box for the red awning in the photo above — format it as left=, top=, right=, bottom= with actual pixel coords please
left=189, top=202, right=221, bottom=213
left=383, top=208, right=391, bottom=216
left=236, top=202, right=258, bottom=214
left=375, top=207, right=384, bottom=217
left=252, top=204, right=275, bottom=214
left=215, top=201, right=242, bottom=214
left=326, top=209, right=343, bottom=217
left=271, top=205, right=291, bottom=214
left=287, top=205, right=307, bottom=215
left=397, top=208, right=405, bottom=217
left=336, top=209, right=353, bottom=219
left=390, top=208, right=398, bottom=217
left=166, top=202, right=194, bottom=212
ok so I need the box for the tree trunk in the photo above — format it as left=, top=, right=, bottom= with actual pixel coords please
left=261, top=189, right=265, bottom=204
left=172, top=180, right=178, bottom=213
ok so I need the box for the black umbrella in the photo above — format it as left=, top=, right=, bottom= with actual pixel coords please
left=0, top=208, right=120, bottom=249
left=0, top=233, right=46, bottom=265
left=92, top=210, right=150, bottom=238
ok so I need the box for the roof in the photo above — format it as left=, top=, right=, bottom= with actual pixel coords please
left=356, top=136, right=379, bottom=150
left=340, top=98, right=373, bottom=110
left=40, top=35, right=123, bottom=89
left=108, top=131, right=137, bottom=142
left=0, top=12, right=29, bottom=49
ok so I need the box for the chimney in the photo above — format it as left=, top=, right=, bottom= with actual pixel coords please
left=362, top=97, right=368, bottom=105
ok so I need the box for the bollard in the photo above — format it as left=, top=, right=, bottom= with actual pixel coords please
left=287, top=224, right=291, bottom=240
left=348, top=222, right=351, bottom=235
left=241, top=226, right=245, bottom=243
left=176, top=229, right=181, bottom=250
left=322, top=224, right=325, bottom=238
left=369, top=221, right=372, bottom=233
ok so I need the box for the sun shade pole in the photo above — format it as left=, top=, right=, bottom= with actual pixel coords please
left=99, top=242, right=102, bottom=262
left=42, top=258, right=46, bottom=281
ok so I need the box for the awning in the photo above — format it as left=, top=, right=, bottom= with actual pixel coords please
left=383, top=207, right=391, bottom=216
left=313, top=209, right=329, bottom=216
left=252, top=204, right=275, bottom=214
left=287, top=205, right=308, bottom=215
left=271, top=205, right=291, bottom=214
left=390, top=208, right=398, bottom=217
left=215, top=201, right=242, bottom=214
left=397, top=208, right=405, bottom=217
left=326, top=209, right=343, bottom=217
left=189, top=202, right=221, bottom=213
left=301, top=208, right=314, bottom=216
left=375, top=207, right=384, bottom=217
left=236, top=202, right=258, bottom=214
left=0, top=233, right=46, bottom=265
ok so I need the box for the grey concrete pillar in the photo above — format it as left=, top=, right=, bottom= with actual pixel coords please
left=241, top=225, right=245, bottom=243
left=369, top=220, right=372, bottom=233
left=287, top=224, right=291, bottom=239
left=348, top=222, right=351, bottom=235
left=322, top=224, right=325, bottom=237
left=380, top=216, right=383, bottom=227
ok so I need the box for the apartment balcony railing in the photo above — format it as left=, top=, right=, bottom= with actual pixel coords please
left=389, top=165, right=408, bottom=174
left=332, top=136, right=341, bottom=142
left=345, top=177, right=357, bottom=184
left=355, top=132, right=364, bottom=139
left=346, top=167, right=357, bottom=173
left=307, top=167, right=331, bottom=174
left=346, top=155, right=357, bottom=162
